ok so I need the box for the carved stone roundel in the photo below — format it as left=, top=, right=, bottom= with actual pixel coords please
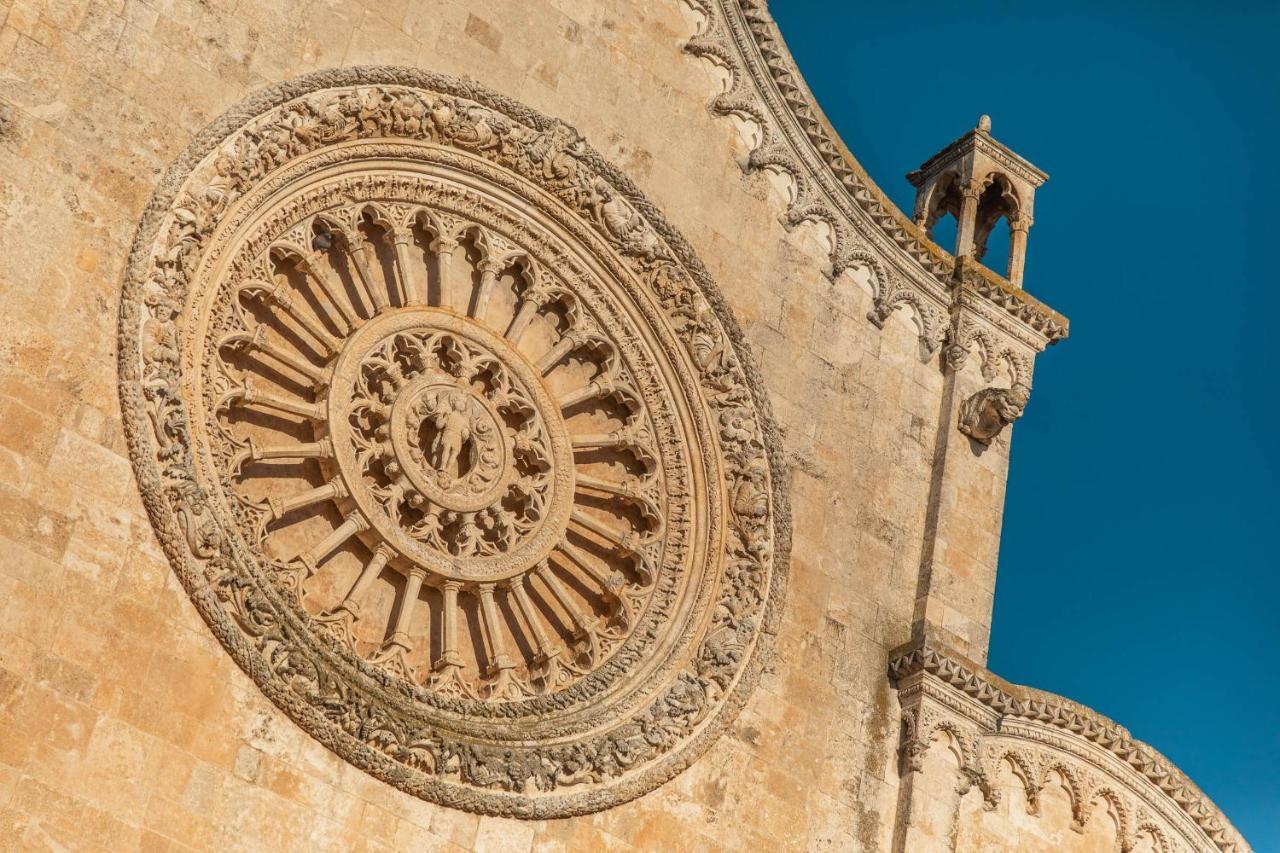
left=118, top=67, right=789, bottom=816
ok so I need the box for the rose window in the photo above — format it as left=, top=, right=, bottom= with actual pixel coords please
left=121, top=69, right=784, bottom=816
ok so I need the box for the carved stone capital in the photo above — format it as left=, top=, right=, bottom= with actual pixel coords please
left=1009, top=213, right=1034, bottom=233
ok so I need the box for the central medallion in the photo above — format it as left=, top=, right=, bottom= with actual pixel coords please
left=328, top=309, right=574, bottom=582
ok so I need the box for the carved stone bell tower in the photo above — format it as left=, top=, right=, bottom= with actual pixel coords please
left=908, top=115, right=1047, bottom=288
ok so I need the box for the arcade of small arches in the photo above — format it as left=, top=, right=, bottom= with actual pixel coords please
left=912, top=728, right=1180, bottom=853
left=913, top=169, right=1030, bottom=279
left=906, top=115, right=1046, bottom=289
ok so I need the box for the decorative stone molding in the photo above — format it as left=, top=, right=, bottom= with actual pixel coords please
left=682, top=0, right=1067, bottom=363
left=119, top=66, right=789, bottom=817
left=889, top=638, right=1249, bottom=852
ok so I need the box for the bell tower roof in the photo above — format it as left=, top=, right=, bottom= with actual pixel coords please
left=907, top=115, right=1048, bottom=190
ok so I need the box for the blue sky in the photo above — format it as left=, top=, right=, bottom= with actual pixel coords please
left=769, top=1, right=1280, bottom=847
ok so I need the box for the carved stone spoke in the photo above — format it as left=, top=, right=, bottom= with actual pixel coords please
left=296, top=511, right=369, bottom=575
left=470, top=259, right=502, bottom=319
left=226, top=381, right=324, bottom=421
left=389, top=227, right=421, bottom=306
left=230, top=436, right=333, bottom=478
left=508, top=574, right=562, bottom=664
left=297, top=251, right=360, bottom=331
left=334, top=226, right=386, bottom=315
left=238, top=280, right=340, bottom=358
left=323, top=543, right=392, bottom=621
left=221, top=325, right=328, bottom=386
left=268, top=477, right=346, bottom=521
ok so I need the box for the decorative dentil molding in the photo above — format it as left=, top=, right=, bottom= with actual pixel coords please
left=119, top=66, right=790, bottom=818
left=889, top=639, right=1250, bottom=852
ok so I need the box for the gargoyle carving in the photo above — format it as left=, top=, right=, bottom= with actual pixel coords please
left=957, top=383, right=1029, bottom=445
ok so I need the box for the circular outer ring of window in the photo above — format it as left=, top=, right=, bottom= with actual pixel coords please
left=118, top=66, right=790, bottom=818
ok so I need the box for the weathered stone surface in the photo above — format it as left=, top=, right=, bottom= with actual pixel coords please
left=0, top=0, right=1243, bottom=850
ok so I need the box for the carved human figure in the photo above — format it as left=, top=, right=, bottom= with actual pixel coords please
left=688, top=296, right=726, bottom=373
left=428, top=389, right=474, bottom=479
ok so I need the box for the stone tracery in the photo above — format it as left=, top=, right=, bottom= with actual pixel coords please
left=217, top=192, right=664, bottom=699
left=119, top=67, right=788, bottom=817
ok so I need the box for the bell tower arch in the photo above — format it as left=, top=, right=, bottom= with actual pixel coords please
left=909, top=115, right=1047, bottom=287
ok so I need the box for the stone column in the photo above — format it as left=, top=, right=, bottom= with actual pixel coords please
left=1006, top=216, right=1032, bottom=288
left=953, top=181, right=982, bottom=258
left=911, top=368, right=1008, bottom=661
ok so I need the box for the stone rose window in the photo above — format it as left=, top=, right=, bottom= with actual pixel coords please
left=119, top=68, right=788, bottom=816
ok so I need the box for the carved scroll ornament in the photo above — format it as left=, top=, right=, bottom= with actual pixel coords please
left=118, top=67, right=788, bottom=817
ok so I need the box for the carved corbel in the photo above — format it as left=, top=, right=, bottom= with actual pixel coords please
left=943, top=341, right=970, bottom=373
left=899, top=707, right=927, bottom=775
left=957, top=383, right=1029, bottom=446
left=957, top=764, right=1001, bottom=812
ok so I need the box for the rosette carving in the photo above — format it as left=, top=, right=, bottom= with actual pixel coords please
left=119, top=67, right=788, bottom=817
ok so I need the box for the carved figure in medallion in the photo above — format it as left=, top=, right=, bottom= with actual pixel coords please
left=422, top=387, right=474, bottom=481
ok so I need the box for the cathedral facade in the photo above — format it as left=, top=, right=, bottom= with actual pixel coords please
left=0, top=0, right=1246, bottom=850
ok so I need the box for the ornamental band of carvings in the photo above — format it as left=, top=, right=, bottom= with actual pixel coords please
left=682, top=0, right=1065, bottom=444
left=889, top=643, right=1248, bottom=852
left=119, top=66, right=789, bottom=817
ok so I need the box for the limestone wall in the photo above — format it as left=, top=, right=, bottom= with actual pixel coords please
left=0, top=0, right=1242, bottom=851
left=0, top=1, right=945, bottom=848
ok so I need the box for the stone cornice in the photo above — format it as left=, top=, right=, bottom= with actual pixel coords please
left=888, top=636, right=1249, bottom=852
left=682, top=0, right=1068, bottom=348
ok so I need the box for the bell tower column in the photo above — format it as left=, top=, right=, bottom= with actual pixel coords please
left=954, top=180, right=982, bottom=259
left=1007, top=214, right=1033, bottom=287
left=907, top=115, right=1047, bottom=283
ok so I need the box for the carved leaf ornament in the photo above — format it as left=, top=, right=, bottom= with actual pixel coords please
left=119, top=67, right=788, bottom=816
